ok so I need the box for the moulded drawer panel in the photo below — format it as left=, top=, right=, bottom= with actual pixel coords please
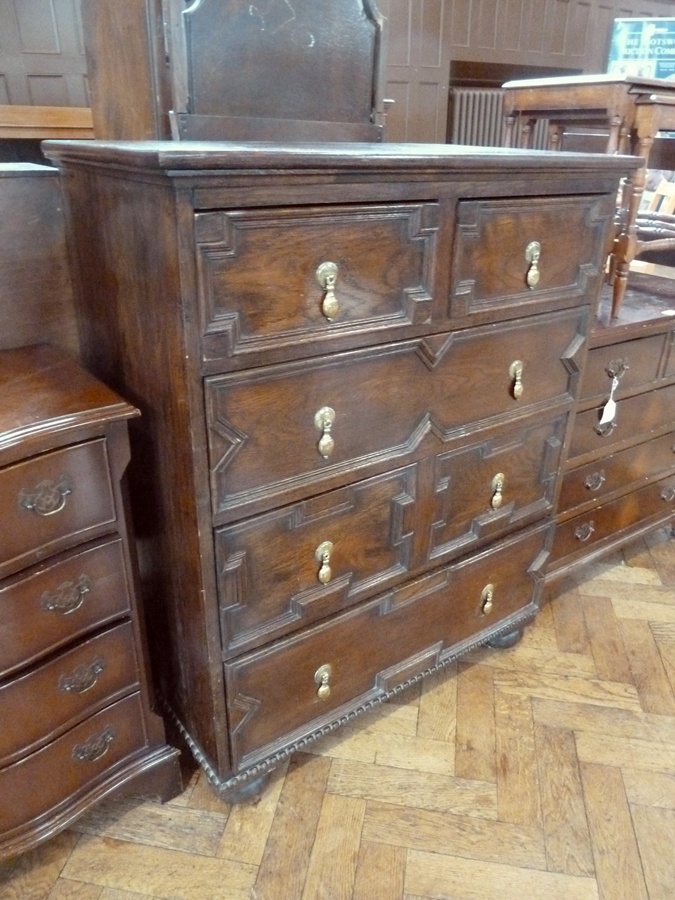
left=559, top=430, right=675, bottom=516
left=195, top=203, right=439, bottom=364
left=579, top=333, right=668, bottom=402
left=0, top=622, right=140, bottom=767
left=206, top=307, right=585, bottom=522
left=549, top=472, right=675, bottom=569
left=0, top=439, right=116, bottom=579
left=216, top=413, right=567, bottom=656
left=0, top=693, right=148, bottom=836
left=0, top=538, right=132, bottom=679
left=450, top=194, right=612, bottom=318
left=568, top=382, right=675, bottom=463
left=224, top=524, right=549, bottom=771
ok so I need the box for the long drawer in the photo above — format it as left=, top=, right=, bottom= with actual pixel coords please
left=216, top=413, right=567, bottom=656
left=224, top=523, right=549, bottom=771
left=0, top=621, right=140, bottom=766
left=0, top=693, right=148, bottom=836
left=0, top=537, right=132, bottom=678
left=568, top=382, right=675, bottom=464
left=0, top=439, right=117, bottom=579
left=207, top=307, right=586, bottom=522
left=559, top=430, right=675, bottom=517
left=549, top=471, right=675, bottom=570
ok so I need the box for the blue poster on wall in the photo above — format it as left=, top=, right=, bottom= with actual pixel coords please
left=608, top=18, right=675, bottom=80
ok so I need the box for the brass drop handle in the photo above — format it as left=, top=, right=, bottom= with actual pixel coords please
left=314, top=663, right=333, bottom=700
left=490, top=473, right=505, bottom=509
left=315, top=541, right=334, bottom=584
left=661, top=486, right=675, bottom=503
left=525, top=241, right=541, bottom=288
left=481, top=583, right=494, bottom=615
left=314, top=406, right=336, bottom=459
left=509, top=360, right=524, bottom=400
left=316, top=261, right=339, bottom=320
left=19, top=475, right=72, bottom=516
left=72, top=726, right=115, bottom=763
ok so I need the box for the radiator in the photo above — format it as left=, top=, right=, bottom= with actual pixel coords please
left=449, top=88, right=548, bottom=148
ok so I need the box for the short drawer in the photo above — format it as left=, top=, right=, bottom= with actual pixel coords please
left=0, top=538, right=132, bottom=678
left=450, top=194, right=612, bottom=319
left=0, top=692, right=148, bottom=837
left=224, top=524, right=549, bottom=770
left=549, top=472, right=675, bottom=570
left=559, top=430, right=675, bottom=516
left=568, top=382, right=675, bottom=463
left=579, top=333, right=669, bottom=402
left=0, top=621, right=140, bottom=766
left=195, top=203, right=439, bottom=364
left=207, top=307, right=585, bottom=522
left=217, top=413, right=567, bottom=656
left=0, top=439, right=117, bottom=579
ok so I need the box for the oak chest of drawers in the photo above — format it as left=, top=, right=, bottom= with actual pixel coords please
left=0, top=344, right=181, bottom=860
left=44, top=141, right=633, bottom=798
left=548, top=285, right=675, bottom=580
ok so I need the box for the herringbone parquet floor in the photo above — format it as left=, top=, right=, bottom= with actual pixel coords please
left=2, top=527, right=675, bottom=900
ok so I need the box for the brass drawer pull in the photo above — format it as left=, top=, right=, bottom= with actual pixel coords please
left=525, top=241, right=541, bottom=288
left=584, top=471, right=606, bottom=492
left=72, top=725, right=115, bottom=763
left=315, top=541, right=334, bottom=584
left=490, top=473, right=505, bottom=509
left=315, top=406, right=336, bottom=459
left=58, top=657, right=105, bottom=694
left=316, top=261, right=339, bottom=320
left=509, top=360, right=524, bottom=400
left=314, top=664, right=333, bottom=700
left=40, top=575, right=91, bottom=615
left=19, top=475, right=72, bottom=516
left=661, top=486, right=675, bottom=503
left=575, top=521, right=595, bottom=542
left=481, top=583, right=494, bottom=615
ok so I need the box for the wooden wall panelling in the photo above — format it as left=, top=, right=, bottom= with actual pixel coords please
left=0, top=163, right=79, bottom=356
left=0, top=0, right=88, bottom=107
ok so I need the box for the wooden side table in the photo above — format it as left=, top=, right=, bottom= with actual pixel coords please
left=502, top=74, right=675, bottom=318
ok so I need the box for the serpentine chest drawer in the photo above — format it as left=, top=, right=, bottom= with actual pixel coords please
left=0, top=344, right=181, bottom=860
left=44, top=141, right=633, bottom=799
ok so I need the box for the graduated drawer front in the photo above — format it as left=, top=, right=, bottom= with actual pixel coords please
left=450, top=194, right=611, bottom=318
left=0, top=693, right=148, bottom=836
left=579, top=333, right=669, bottom=402
left=0, top=538, right=132, bottom=679
left=195, top=203, right=439, bottom=363
left=0, top=622, right=140, bottom=766
left=207, top=307, right=585, bottom=522
left=559, top=431, right=675, bottom=517
left=216, top=414, right=566, bottom=656
left=549, top=472, right=675, bottom=568
left=0, top=439, right=116, bottom=579
left=568, top=382, right=675, bottom=463
left=224, top=524, right=549, bottom=770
